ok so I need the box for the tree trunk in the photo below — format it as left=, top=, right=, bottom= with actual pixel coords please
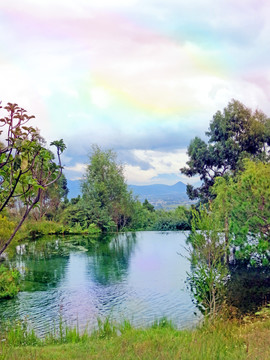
left=0, top=190, right=41, bottom=256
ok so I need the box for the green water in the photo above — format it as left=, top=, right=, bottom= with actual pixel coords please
left=0, top=231, right=199, bottom=334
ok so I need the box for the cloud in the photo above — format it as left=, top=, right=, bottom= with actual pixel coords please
left=62, top=148, right=200, bottom=186
left=1, top=0, right=270, bottom=185
left=123, top=149, right=191, bottom=184
left=64, top=163, right=87, bottom=180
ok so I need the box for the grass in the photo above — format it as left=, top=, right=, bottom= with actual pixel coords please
left=0, top=313, right=270, bottom=360
left=6, top=219, right=101, bottom=245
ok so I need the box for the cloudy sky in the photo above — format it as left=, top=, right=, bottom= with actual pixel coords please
left=1, top=0, right=270, bottom=185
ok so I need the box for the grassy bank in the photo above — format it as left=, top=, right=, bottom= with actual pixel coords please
left=0, top=314, right=270, bottom=360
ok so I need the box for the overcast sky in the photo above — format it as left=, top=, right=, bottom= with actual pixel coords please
left=1, top=0, right=270, bottom=185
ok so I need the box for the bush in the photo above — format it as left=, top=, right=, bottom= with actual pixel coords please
left=0, top=215, right=15, bottom=248
left=0, top=265, right=20, bottom=299
left=187, top=207, right=228, bottom=316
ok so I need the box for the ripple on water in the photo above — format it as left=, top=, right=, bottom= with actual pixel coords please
left=0, top=232, right=199, bottom=333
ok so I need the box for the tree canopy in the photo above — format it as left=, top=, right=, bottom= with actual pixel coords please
left=213, top=160, right=270, bottom=266
left=181, top=100, right=270, bottom=201
left=80, top=145, right=135, bottom=232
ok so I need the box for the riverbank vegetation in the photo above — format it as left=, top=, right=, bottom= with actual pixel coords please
left=1, top=311, right=270, bottom=360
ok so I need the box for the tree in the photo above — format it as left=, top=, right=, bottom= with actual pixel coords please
left=0, top=102, right=66, bottom=255
left=128, top=200, right=156, bottom=231
left=142, top=199, right=155, bottom=212
left=187, top=206, right=228, bottom=315
left=215, top=160, right=270, bottom=266
left=153, top=206, right=191, bottom=231
left=32, top=174, right=69, bottom=220
left=211, top=176, right=234, bottom=264
left=181, top=100, right=270, bottom=202
left=81, top=145, right=135, bottom=232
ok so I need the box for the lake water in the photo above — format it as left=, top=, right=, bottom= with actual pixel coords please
left=0, top=231, right=199, bottom=334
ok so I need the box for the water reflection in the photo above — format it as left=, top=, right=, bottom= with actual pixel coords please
left=0, top=232, right=198, bottom=333
left=7, top=238, right=71, bottom=291
left=227, top=266, right=270, bottom=314
left=87, top=233, right=137, bottom=285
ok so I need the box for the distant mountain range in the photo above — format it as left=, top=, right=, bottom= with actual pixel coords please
left=67, top=180, right=192, bottom=209
left=129, top=181, right=192, bottom=209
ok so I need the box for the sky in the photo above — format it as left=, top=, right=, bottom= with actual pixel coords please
left=1, top=0, right=270, bottom=185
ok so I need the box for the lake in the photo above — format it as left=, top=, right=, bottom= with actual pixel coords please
left=0, top=231, right=199, bottom=334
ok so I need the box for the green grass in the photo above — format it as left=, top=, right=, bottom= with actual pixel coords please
left=10, top=219, right=101, bottom=244
left=1, top=315, right=270, bottom=360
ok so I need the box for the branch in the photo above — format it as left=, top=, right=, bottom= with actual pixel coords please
left=0, top=170, right=22, bottom=212
left=0, top=188, right=41, bottom=256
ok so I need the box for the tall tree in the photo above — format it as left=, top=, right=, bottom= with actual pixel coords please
left=81, top=145, right=135, bottom=232
left=181, top=100, right=270, bottom=201
left=0, top=102, right=66, bottom=255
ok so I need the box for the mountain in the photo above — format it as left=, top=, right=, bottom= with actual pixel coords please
left=128, top=181, right=192, bottom=209
left=67, top=180, right=192, bottom=209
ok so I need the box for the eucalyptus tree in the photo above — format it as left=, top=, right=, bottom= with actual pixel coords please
left=181, top=100, right=270, bottom=202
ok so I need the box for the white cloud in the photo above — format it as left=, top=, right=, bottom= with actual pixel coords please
left=124, top=149, right=190, bottom=184
left=65, top=163, right=87, bottom=173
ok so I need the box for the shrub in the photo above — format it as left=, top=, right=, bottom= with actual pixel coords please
left=0, top=265, right=20, bottom=299
left=0, top=215, right=15, bottom=248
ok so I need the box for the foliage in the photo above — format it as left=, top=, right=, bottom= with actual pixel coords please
left=255, top=304, right=270, bottom=318
left=152, top=206, right=191, bottom=231
left=0, top=215, right=15, bottom=249
left=211, top=176, right=235, bottom=264
left=31, top=174, right=69, bottom=221
left=127, top=200, right=156, bottom=230
left=21, top=220, right=68, bottom=239
left=0, top=102, right=66, bottom=255
left=214, top=160, right=270, bottom=266
left=142, top=199, right=155, bottom=212
left=63, top=193, right=191, bottom=232
left=9, top=219, right=101, bottom=242
left=0, top=265, right=20, bottom=299
left=187, top=207, right=228, bottom=315
left=181, top=99, right=270, bottom=201
left=77, top=146, right=136, bottom=232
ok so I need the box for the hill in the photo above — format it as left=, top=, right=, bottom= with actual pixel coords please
left=128, top=181, right=192, bottom=209
left=67, top=180, right=192, bottom=209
